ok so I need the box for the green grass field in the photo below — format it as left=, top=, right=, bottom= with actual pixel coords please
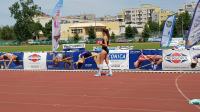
left=0, top=42, right=161, bottom=52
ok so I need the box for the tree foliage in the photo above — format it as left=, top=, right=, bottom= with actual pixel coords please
left=9, top=0, right=41, bottom=41
left=31, top=22, right=43, bottom=40
left=0, top=27, right=2, bottom=39
left=88, top=26, right=96, bottom=40
left=142, top=24, right=151, bottom=41
left=111, top=32, right=115, bottom=40
left=73, top=32, right=80, bottom=42
left=42, top=20, right=52, bottom=40
left=132, top=27, right=138, bottom=35
left=125, top=25, right=133, bottom=39
left=159, top=21, right=166, bottom=32
left=0, top=26, right=16, bottom=40
left=174, top=11, right=191, bottom=37
left=125, top=25, right=138, bottom=39
left=148, top=20, right=159, bottom=33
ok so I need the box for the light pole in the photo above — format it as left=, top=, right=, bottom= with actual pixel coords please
left=181, top=17, right=184, bottom=38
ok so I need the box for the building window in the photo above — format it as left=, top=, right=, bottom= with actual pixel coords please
left=71, top=29, right=83, bottom=34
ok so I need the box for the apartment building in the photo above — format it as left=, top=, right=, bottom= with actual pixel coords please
left=178, top=1, right=196, bottom=15
left=160, top=10, right=174, bottom=23
left=124, top=4, right=161, bottom=25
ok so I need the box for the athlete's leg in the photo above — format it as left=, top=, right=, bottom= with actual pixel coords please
left=105, top=54, right=112, bottom=76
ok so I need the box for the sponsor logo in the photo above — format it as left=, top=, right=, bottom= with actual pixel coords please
left=109, top=53, right=126, bottom=60
left=85, top=64, right=93, bottom=68
left=28, top=54, right=41, bottom=62
left=165, top=52, right=188, bottom=64
left=63, top=44, right=85, bottom=49
left=129, top=50, right=141, bottom=54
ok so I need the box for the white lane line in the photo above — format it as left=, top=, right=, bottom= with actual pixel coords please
left=0, top=92, right=185, bottom=102
left=175, top=75, right=200, bottom=110
left=0, top=101, right=177, bottom=112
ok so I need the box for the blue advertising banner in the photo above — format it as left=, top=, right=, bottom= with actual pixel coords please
left=80, top=57, right=97, bottom=69
left=74, top=51, right=98, bottom=70
left=47, top=52, right=75, bottom=70
left=186, top=0, right=200, bottom=48
left=129, top=50, right=162, bottom=70
left=0, top=52, right=24, bottom=69
left=161, top=15, right=176, bottom=47
left=46, top=51, right=98, bottom=70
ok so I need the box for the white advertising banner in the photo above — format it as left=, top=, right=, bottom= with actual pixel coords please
left=163, top=50, right=191, bottom=70
left=23, top=53, right=47, bottom=70
left=63, top=44, right=85, bottom=49
left=103, top=50, right=129, bottom=70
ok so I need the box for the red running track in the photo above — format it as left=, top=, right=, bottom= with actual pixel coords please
left=0, top=71, right=199, bottom=112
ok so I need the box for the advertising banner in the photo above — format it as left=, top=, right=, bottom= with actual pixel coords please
left=163, top=50, right=191, bottom=70
left=47, top=52, right=75, bottom=70
left=23, top=52, right=47, bottom=70
left=103, top=50, right=129, bottom=70
left=186, top=0, right=200, bottom=48
left=63, top=44, right=85, bottom=52
left=0, top=52, right=24, bottom=69
left=161, top=15, right=176, bottom=47
left=129, top=50, right=162, bottom=70
left=74, top=51, right=98, bottom=70
left=52, top=0, right=63, bottom=51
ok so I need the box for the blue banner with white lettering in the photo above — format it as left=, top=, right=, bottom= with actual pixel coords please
left=129, top=50, right=162, bottom=70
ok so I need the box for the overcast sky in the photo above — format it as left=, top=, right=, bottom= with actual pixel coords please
left=0, top=0, right=198, bottom=26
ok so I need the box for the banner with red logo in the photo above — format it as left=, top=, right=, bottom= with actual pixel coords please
left=23, top=53, right=47, bottom=70
left=163, top=50, right=191, bottom=70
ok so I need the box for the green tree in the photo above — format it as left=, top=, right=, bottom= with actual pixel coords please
left=142, top=24, right=151, bottom=42
left=0, top=27, right=2, bottom=39
left=0, top=26, right=16, bottom=40
left=30, top=22, right=43, bottom=40
left=182, top=11, right=191, bottom=31
left=73, top=32, right=80, bottom=42
left=42, top=20, right=52, bottom=40
left=9, top=0, right=41, bottom=42
left=111, top=32, right=116, bottom=41
left=174, top=11, right=191, bottom=37
left=88, top=26, right=96, bottom=40
left=125, top=25, right=133, bottom=39
left=173, top=23, right=178, bottom=37
left=132, top=27, right=138, bottom=36
left=148, top=20, right=159, bottom=35
left=160, top=21, right=165, bottom=31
